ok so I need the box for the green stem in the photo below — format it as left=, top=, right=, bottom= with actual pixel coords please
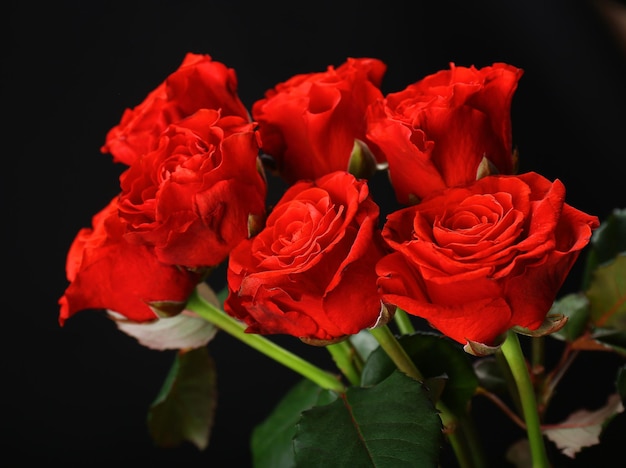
left=393, top=307, right=416, bottom=335
left=495, top=348, right=524, bottom=417
left=368, top=325, right=482, bottom=468
left=326, top=340, right=361, bottom=386
left=186, top=288, right=346, bottom=394
left=368, top=324, right=423, bottom=380
left=437, top=408, right=476, bottom=468
left=348, top=337, right=366, bottom=373
left=456, top=411, right=488, bottom=468
left=531, top=336, right=545, bottom=375
left=499, top=330, right=550, bottom=468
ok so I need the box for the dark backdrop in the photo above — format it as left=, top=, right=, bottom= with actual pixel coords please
left=6, top=0, right=626, bottom=466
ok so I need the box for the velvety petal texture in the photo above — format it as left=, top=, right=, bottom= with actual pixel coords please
left=251, top=57, right=387, bottom=184
left=225, top=171, right=387, bottom=343
left=101, top=53, right=250, bottom=166
left=59, top=197, right=202, bottom=325
left=366, top=62, right=524, bottom=204
left=376, top=172, right=600, bottom=346
left=117, top=109, right=267, bottom=269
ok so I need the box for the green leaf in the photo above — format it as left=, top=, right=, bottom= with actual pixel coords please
left=583, top=208, right=626, bottom=289
left=147, top=346, right=217, bottom=450
left=361, top=332, right=478, bottom=415
left=251, top=378, right=334, bottom=468
left=348, top=329, right=380, bottom=362
left=473, top=357, right=508, bottom=395
left=587, top=253, right=626, bottom=330
left=214, top=284, right=229, bottom=307
left=549, top=293, right=591, bottom=342
left=293, top=371, right=442, bottom=467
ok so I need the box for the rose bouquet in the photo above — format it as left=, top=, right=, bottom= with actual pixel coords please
left=59, top=53, right=626, bottom=467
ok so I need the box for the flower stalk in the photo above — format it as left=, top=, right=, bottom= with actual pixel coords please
left=186, top=288, right=347, bottom=394
left=499, top=330, right=550, bottom=468
left=392, top=307, right=416, bottom=335
left=326, top=340, right=362, bottom=386
left=368, top=324, right=423, bottom=380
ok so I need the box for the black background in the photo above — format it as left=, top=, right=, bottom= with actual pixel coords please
left=6, top=0, right=626, bottom=466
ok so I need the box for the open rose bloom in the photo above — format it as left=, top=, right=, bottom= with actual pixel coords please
left=252, top=57, right=387, bottom=184
left=225, top=171, right=388, bottom=344
left=59, top=197, right=203, bottom=325
left=117, top=109, right=266, bottom=269
left=367, top=63, right=524, bottom=205
left=376, top=172, right=600, bottom=350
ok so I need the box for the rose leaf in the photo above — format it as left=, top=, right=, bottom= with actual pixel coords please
left=543, top=393, right=625, bottom=458
left=147, top=346, right=217, bottom=450
left=473, top=356, right=509, bottom=395
left=587, top=253, right=626, bottom=331
left=293, top=370, right=442, bottom=467
left=582, top=208, right=626, bottom=289
left=548, top=293, right=591, bottom=342
left=251, top=378, right=333, bottom=468
left=348, top=329, right=380, bottom=362
left=109, top=282, right=219, bottom=350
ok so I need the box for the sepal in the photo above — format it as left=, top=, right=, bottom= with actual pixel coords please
left=512, top=313, right=569, bottom=338
left=148, top=299, right=189, bottom=318
left=248, top=212, right=266, bottom=238
left=475, top=154, right=499, bottom=180
left=463, top=333, right=507, bottom=356
left=369, top=302, right=395, bottom=330
left=347, top=139, right=379, bottom=180
left=300, top=335, right=348, bottom=347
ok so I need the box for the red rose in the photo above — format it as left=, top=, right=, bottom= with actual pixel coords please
left=366, top=62, right=524, bottom=205
left=102, top=52, right=250, bottom=166
left=251, top=57, right=387, bottom=184
left=118, top=109, right=267, bottom=269
left=376, top=172, right=600, bottom=347
left=224, top=171, right=388, bottom=343
left=59, top=197, right=202, bottom=325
